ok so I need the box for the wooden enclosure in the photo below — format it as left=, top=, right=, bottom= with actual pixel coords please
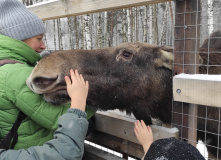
left=25, top=0, right=221, bottom=159
left=27, top=0, right=178, bottom=159
left=173, top=0, right=221, bottom=159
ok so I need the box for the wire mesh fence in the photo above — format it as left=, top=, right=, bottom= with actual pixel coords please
left=173, top=0, right=221, bottom=159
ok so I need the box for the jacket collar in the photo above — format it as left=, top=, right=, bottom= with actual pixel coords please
left=0, top=34, right=41, bottom=66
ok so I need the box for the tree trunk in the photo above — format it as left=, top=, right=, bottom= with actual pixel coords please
left=84, top=14, right=91, bottom=49
left=143, top=6, right=148, bottom=42
left=154, top=4, right=158, bottom=45
left=127, top=9, right=131, bottom=42
left=149, top=5, right=153, bottom=44
left=122, top=9, right=127, bottom=42
left=136, top=7, right=139, bottom=42
left=81, top=15, right=85, bottom=49
left=208, top=0, right=214, bottom=34
left=97, top=13, right=102, bottom=48
left=103, top=11, right=108, bottom=47
left=74, top=16, right=79, bottom=49
left=160, top=3, right=168, bottom=45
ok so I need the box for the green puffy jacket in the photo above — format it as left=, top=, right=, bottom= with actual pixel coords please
left=0, top=34, right=96, bottom=149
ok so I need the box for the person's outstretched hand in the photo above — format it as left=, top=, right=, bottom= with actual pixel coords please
left=65, top=69, right=89, bottom=111
left=134, top=120, right=153, bottom=153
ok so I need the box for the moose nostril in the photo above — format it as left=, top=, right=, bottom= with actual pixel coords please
left=30, top=83, right=34, bottom=90
left=33, top=77, right=58, bottom=89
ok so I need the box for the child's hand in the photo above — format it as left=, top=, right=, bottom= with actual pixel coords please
left=134, top=120, right=153, bottom=153
left=65, top=69, right=89, bottom=111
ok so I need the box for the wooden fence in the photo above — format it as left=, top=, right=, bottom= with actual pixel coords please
left=27, top=0, right=179, bottom=159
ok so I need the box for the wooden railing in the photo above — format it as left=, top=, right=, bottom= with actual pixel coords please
left=85, top=110, right=179, bottom=159
left=28, top=0, right=172, bottom=20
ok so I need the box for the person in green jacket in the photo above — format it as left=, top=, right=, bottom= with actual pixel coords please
left=0, top=69, right=89, bottom=160
left=0, top=0, right=96, bottom=149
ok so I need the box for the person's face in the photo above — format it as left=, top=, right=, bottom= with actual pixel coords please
left=23, top=34, right=46, bottom=53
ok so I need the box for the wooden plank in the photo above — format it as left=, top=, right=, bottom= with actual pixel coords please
left=94, top=111, right=179, bottom=144
left=188, top=104, right=198, bottom=146
left=83, top=143, right=126, bottom=160
left=27, top=0, right=172, bottom=21
left=86, top=130, right=144, bottom=159
left=173, top=74, right=221, bottom=107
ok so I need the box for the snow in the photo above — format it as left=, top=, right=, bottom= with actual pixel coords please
left=197, top=140, right=208, bottom=160
left=27, top=0, right=58, bottom=8
left=174, top=73, right=221, bottom=81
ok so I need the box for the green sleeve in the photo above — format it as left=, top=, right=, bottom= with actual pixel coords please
left=86, top=105, right=97, bottom=119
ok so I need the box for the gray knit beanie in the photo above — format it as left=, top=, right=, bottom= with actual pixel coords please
left=0, top=0, right=45, bottom=41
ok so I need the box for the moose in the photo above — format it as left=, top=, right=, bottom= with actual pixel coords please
left=26, top=31, right=221, bottom=159
left=27, top=42, right=174, bottom=125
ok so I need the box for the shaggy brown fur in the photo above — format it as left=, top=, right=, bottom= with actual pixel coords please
left=199, top=31, right=221, bottom=74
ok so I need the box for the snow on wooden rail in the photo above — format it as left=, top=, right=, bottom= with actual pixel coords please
left=173, top=74, right=221, bottom=107
left=27, top=0, right=172, bottom=21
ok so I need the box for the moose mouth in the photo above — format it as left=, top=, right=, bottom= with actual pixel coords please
left=43, top=89, right=70, bottom=106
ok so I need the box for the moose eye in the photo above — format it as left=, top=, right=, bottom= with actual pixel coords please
left=121, top=51, right=133, bottom=59
left=116, top=50, right=133, bottom=61
left=123, top=51, right=131, bottom=57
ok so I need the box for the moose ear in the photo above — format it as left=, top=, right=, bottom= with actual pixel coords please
left=154, top=47, right=174, bottom=70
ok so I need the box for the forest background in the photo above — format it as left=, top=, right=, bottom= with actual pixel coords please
left=20, top=0, right=221, bottom=51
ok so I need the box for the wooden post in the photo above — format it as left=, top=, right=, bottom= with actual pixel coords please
left=173, top=74, right=221, bottom=107
left=173, top=0, right=201, bottom=146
